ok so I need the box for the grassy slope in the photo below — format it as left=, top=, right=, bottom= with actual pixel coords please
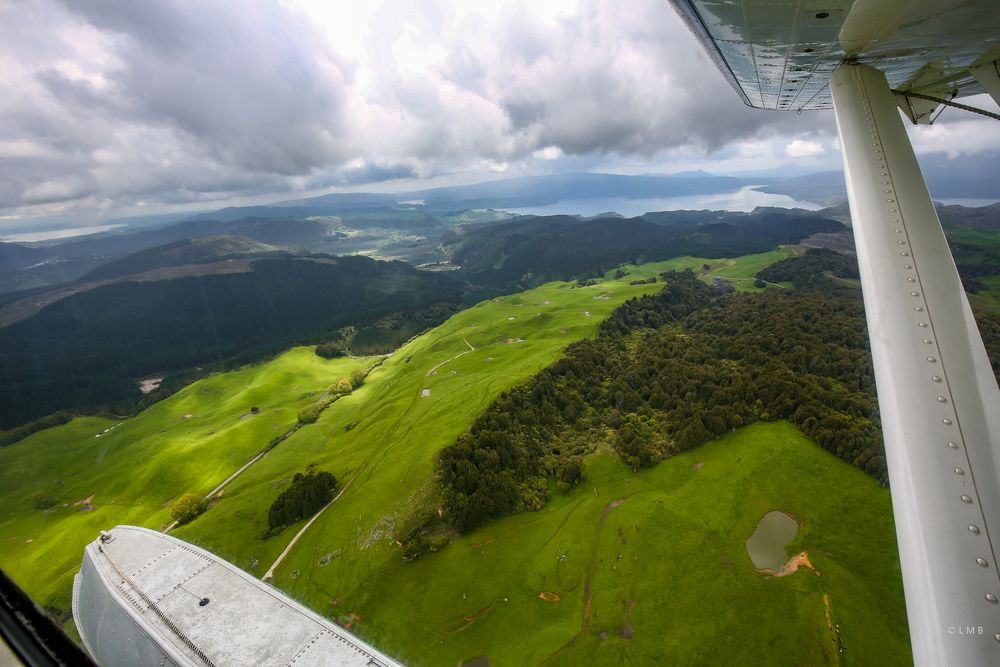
left=0, top=249, right=909, bottom=665
left=0, top=348, right=371, bottom=610
left=273, top=422, right=908, bottom=666
left=0, top=258, right=683, bottom=607
left=946, top=225, right=1000, bottom=312
left=611, top=247, right=797, bottom=292
left=173, top=266, right=682, bottom=567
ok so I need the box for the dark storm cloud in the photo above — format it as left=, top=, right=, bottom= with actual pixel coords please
left=57, top=0, right=354, bottom=174
left=0, top=0, right=353, bottom=216
left=340, top=163, right=419, bottom=185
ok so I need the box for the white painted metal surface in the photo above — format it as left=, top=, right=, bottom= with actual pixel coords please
left=670, top=0, right=1000, bottom=110
left=73, top=526, right=402, bottom=667
left=971, top=58, right=1000, bottom=107
left=831, top=62, right=1000, bottom=665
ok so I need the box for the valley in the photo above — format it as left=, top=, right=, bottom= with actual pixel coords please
left=0, top=251, right=915, bottom=664
left=0, top=261, right=679, bottom=628
left=0, top=188, right=996, bottom=666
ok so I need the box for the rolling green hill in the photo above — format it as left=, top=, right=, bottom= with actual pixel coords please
left=0, top=261, right=679, bottom=614
left=274, top=422, right=907, bottom=666
left=444, top=209, right=841, bottom=290
left=0, top=348, right=373, bottom=614
left=0, top=252, right=909, bottom=664
left=0, top=255, right=463, bottom=428
left=79, top=235, right=292, bottom=282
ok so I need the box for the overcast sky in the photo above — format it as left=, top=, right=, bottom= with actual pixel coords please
left=2, top=0, right=999, bottom=229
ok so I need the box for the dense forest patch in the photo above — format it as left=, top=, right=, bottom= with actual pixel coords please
left=755, top=247, right=859, bottom=288
left=265, top=466, right=338, bottom=538
left=438, top=268, right=884, bottom=533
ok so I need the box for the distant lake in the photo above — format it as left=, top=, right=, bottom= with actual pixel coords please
left=0, top=223, right=126, bottom=243
left=504, top=186, right=823, bottom=217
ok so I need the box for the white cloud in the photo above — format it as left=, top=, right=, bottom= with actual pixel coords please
left=907, top=96, right=1000, bottom=158
left=784, top=139, right=825, bottom=158
left=532, top=146, right=564, bottom=160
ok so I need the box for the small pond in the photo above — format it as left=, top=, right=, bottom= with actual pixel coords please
left=745, top=510, right=798, bottom=571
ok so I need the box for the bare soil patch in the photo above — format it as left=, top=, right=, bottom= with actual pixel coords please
left=74, top=494, right=95, bottom=511
left=771, top=551, right=819, bottom=577
left=621, top=599, right=636, bottom=639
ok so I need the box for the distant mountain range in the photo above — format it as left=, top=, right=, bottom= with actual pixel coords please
left=3, top=163, right=999, bottom=295
left=192, top=171, right=749, bottom=222
left=0, top=172, right=752, bottom=293
left=756, top=151, right=1000, bottom=205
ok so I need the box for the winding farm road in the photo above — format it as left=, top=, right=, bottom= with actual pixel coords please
left=425, top=337, right=475, bottom=376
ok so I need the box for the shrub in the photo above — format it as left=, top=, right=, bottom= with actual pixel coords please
left=265, top=467, right=338, bottom=535
left=315, top=342, right=346, bottom=359
left=329, top=378, right=353, bottom=397
left=170, top=493, right=207, bottom=525
left=33, top=494, right=58, bottom=510
left=297, top=403, right=323, bottom=424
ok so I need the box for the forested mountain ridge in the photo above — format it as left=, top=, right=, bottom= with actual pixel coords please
left=443, top=208, right=845, bottom=290
left=755, top=247, right=860, bottom=287
left=79, top=236, right=293, bottom=282
left=0, top=256, right=464, bottom=429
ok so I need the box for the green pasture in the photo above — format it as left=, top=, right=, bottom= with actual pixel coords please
left=608, top=247, right=798, bottom=292
left=173, top=266, right=681, bottom=568
left=0, top=250, right=909, bottom=665
left=0, top=348, right=370, bottom=610
left=0, top=263, right=675, bottom=611
left=273, top=421, right=908, bottom=666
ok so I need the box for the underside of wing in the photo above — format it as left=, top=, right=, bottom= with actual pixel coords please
left=670, top=0, right=1000, bottom=113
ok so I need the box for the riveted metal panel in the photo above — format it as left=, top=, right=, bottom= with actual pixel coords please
left=670, top=0, right=1000, bottom=110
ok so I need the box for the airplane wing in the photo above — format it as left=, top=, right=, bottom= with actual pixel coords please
left=668, top=1, right=1000, bottom=665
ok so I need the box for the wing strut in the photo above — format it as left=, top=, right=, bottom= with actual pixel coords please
left=971, top=59, right=1000, bottom=107
left=831, top=62, right=1000, bottom=665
